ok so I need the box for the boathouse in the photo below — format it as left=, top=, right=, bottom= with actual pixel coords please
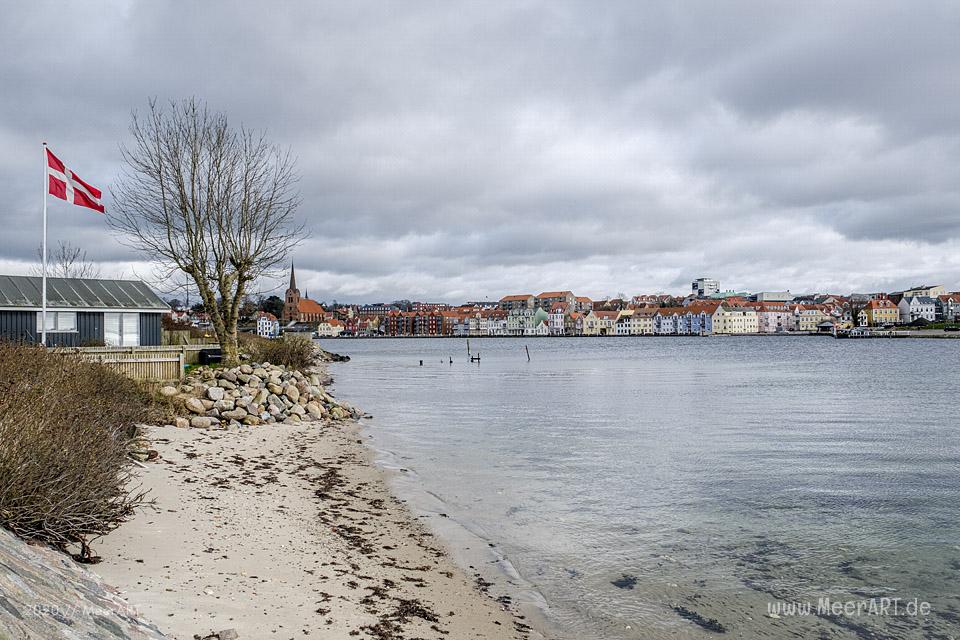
left=0, top=275, right=168, bottom=347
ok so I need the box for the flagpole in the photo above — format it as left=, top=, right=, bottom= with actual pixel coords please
left=41, top=142, right=47, bottom=347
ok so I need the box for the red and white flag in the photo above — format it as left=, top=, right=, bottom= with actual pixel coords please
left=45, top=147, right=105, bottom=213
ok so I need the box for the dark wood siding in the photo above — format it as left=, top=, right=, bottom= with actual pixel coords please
left=1, top=311, right=161, bottom=346
left=140, top=312, right=162, bottom=346
left=45, top=312, right=104, bottom=347
left=0, top=311, right=38, bottom=343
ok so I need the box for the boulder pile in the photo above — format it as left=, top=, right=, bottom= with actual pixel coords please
left=159, top=362, right=361, bottom=429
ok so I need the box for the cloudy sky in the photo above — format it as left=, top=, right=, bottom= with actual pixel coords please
left=2, top=1, right=959, bottom=303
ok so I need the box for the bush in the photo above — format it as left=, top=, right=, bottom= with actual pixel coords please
left=242, top=334, right=319, bottom=370
left=0, top=342, right=162, bottom=559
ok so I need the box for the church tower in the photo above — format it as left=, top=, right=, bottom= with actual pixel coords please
left=282, top=263, right=301, bottom=324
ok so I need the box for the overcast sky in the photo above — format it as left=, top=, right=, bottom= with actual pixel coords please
left=2, top=1, right=959, bottom=303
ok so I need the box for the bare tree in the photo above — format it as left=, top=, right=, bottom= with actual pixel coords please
left=110, top=98, right=305, bottom=364
left=31, top=240, right=102, bottom=279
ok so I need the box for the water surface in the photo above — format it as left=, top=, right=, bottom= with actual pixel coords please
left=318, top=336, right=960, bottom=639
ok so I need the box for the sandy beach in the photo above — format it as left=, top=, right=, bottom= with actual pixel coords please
left=95, top=419, right=536, bottom=640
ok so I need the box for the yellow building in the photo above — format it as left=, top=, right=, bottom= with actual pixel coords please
left=792, top=305, right=830, bottom=332
left=713, top=306, right=759, bottom=334
left=583, top=310, right=619, bottom=336
left=863, top=299, right=899, bottom=326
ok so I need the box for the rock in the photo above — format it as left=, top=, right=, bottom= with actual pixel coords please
left=239, top=364, right=253, bottom=375
left=242, top=415, right=261, bottom=426
left=268, top=404, right=282, bottom=416
left=284, top=413, right=302, bottom=424
left=289, top=404, right=306, bottom=416
left=218, top=379, right=237, bottom=390
left=222, top=408, right=247, bottom=421
left=306, top=402, right=325, bottom=419
left=190, top=416, right=213, bottom=428
left=284, top=385, right=300, bottom=402
left=236, top=373, right=251, bottom=384
left=217, top=628, right=240, bottom=640
left=252, top=367, right=267, bottom=378
left=221, top=371, right=238, bottom=383
left=259, top=412, right=270, bottom=421
left=185, top=397, right=205, bottom=414
left=330, top=406, right=347, bottom=420
left=159, top=385, right=178, bottom=397
left=206, top=387, right=225, bottom=401
left=253, top=388, right=268, bottom=405
left=247, top=375, right=262, bottom=387
left=201, top=399, right=215, bottom=410
left=174, top=417, right=190, bottom=429
left=213, top=399, right=235, bottom=411
left=267, top=383, right=283, bottom=395
left=267, top=394, right=284, bottom=408
left=205, top=409, right=220, bottom=418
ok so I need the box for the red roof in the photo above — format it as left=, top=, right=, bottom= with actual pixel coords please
left=297, top=299, right=326, bottom=314
left=500, top=294, right=533, bottom=302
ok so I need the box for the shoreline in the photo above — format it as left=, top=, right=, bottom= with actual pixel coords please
left=95, top=415, right=541, bottom=639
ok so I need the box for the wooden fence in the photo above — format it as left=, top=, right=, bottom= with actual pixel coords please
left=53, top=345, right=217, bottom=382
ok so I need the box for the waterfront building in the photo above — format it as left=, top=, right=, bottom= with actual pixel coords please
left=791, top=305, right=831, bottom=332
left=548, top=303, right=568, bottom=335
left=565, top=311, right=584, bottom=335
left=863, top=299, right=899, bottom=326
left=936, top=294, right=960, bottom=322
left=751, top=301, right=793, bottom=333
left=524, top=308, right=551, bottom=336
left=712, top=306, right=759, bottom=334
left=282, top=264, right=326, bottom=324
left=486, top=309, right=508, bottom=336
left=506, top=307, right=533, bottom=335
left=316, top=318, right=344, bottom=337
left=898, top=296, right=937, bottom=323
left=0, top=274, right=168, bottom=347
left=583, top=310, right=618, bottom=335
left=256, top=311, right=280, bottom=338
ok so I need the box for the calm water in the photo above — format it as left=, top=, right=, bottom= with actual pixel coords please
left=317, top=337, right=960, bottom=639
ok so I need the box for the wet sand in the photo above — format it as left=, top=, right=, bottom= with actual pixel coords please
left=96, top=420, right=538, bottom=639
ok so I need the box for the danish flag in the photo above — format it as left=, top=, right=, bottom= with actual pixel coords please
left=45, top=147, right=105, bottom=213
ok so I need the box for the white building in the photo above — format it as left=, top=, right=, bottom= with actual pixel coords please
left=548, top=303, right=567, bottom=335
left=898, top=296, right=937, bottom=323
left=691, top=277, right=720, bottom=298
left=754, top=291, right=793, bottom=302
left=256, top=312, right=280, bottom=338
left=315, top=318, right=344, bottom=337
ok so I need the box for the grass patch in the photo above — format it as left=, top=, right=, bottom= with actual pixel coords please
left=240, top=333, right=320, bottom=370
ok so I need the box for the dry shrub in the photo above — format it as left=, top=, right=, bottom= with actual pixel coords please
left=243, top=334, right=318, bottom=370
left=0, top=341, right=161, bottom=558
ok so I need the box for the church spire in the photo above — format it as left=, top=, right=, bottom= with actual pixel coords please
left=289, top=262, right=297, bottom=291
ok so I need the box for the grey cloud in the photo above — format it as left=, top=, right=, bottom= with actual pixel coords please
left=1, top=1, right=959, bottom=303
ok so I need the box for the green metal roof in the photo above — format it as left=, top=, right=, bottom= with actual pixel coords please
left=0, top=275, right=168, bottom=310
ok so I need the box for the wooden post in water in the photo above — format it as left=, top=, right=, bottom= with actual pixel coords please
left=525, top=345, right=531, bottom=361
left=467, top=338, right=471, bottom=356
